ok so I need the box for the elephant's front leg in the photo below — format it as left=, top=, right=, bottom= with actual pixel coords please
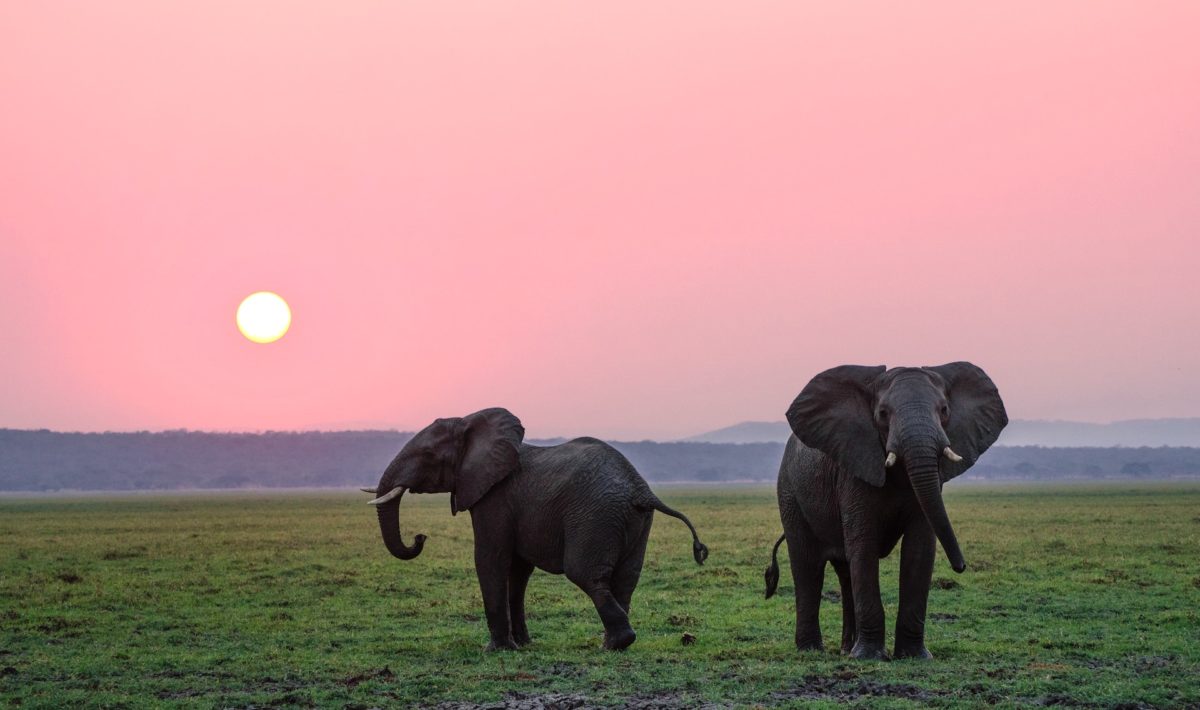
left=894, top=520, right=936, bottom=659
left=831, top=559, right=856, bottom=654
left=474, top=542, right=517, bottom=651
left=508, top=558, right=535, bottom=647
left=844, top=532, right=888, bottom=660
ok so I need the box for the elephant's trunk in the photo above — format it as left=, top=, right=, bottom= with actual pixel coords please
left=375, top=488, right=427, bottom=560
left=902, top=440, right=966, bottom=573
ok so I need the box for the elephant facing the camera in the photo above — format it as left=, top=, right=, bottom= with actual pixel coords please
left=765, top=362, right=1007, bottom=660
left=364, top=408, right=708, bottom=651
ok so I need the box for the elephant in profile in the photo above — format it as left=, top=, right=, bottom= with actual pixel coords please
left=764, top=362, right=1007, bottom=660
left=364, top=407, right=708, bottom=651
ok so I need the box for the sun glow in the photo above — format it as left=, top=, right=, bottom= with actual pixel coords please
left=236, top=292, right=291, bottom=344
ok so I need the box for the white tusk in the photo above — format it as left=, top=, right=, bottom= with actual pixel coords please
left=943, top=447, right=963, bottom=462
left=367, top=486, right=405, bottom=505
left=360, top=487, right=377, bottom=494
left=885, top=452, right=897, bottom=468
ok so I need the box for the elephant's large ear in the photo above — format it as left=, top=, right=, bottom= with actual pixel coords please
left=786, top=365, right=887, bottom=487
left=452, top=408, right=525, bottom=514
left=926, top=362, right=1008, bottom=482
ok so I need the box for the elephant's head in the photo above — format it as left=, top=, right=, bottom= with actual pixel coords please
left=785, top=362, right=1007, bottom=573
left=365, top=407, right=525, bottom=560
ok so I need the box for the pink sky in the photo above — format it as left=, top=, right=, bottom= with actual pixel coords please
left=2, top=2, right=1198, bottom=439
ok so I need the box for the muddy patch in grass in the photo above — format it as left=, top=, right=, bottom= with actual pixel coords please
left=36, top=616, right=86, bottom=637
left=426, top=690, right=724, bottom=709
left=1130, top=655, right=1175, bottom=672
left=1018, top=692, right=1088, bottom=706
left=101, top=546, right=147, bottom=561
left=428, top=693, right=592, bottom=709
left=772, top=676, right=943, bottom=703
left=666, top=613, right=696, bottom=627
left=342, top=666, right=395, bottom=688
left=544, top=662, right=585, bottom=679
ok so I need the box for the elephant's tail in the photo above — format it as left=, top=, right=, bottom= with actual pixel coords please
left=764, top=534, right=786, bottom=599
left=643, top=496, right=709, bottom=565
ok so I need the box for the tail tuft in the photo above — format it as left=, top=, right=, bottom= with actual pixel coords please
left=646, top=495, right=709, bottom=567
left=764, top=534, right=786, bottom=599
left=764, top=562, right=779, bottom=599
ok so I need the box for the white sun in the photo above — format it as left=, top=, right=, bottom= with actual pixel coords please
left=236, top=292, right=291, bottom=344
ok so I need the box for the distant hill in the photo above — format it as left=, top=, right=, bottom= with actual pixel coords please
left=681, top=421, right=792, bottom=444
left=4, top=429, right=1200, bottom=492
left=685, top=418, right=1200, bottom=447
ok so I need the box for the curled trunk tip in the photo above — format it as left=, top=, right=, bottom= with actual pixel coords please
left=375, top=489, right=426, bottom=560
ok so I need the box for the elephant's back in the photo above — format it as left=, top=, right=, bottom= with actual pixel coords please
left=523, top=438, right=651, bottom=494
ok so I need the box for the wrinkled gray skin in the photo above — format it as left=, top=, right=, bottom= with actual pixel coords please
left=370, top=408, right=708, bottom=651
left=764, top=363, right=1007, bottom=660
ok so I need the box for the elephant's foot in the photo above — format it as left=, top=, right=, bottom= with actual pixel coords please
left=602, top=627, right=636, bottom=651
left=893, top=644, right=933, bottom=660
left=794, top=615, right=823, bottom=651
left=485, top=636, right=519, bottom=652
left=512, top=629, right=532, bottom=647
left=848, top=639, right=890, bottom=661
left=840, top=628, right=859, bottom=652
left=795, top=633, right=824, bottom=653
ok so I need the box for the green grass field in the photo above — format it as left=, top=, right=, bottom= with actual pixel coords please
left=2, top=484, right=1198, bottom=708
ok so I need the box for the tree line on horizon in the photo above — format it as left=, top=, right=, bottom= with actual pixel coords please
left=1, top=429, right=1199, bottom=492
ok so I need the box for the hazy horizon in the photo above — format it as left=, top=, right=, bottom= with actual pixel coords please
left=3, top=2, right=1199, bottom=440
left=7, top=415, right=1200, bottom=446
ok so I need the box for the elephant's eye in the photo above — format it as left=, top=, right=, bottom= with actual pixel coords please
left=876, top=409, right=889, bottom=423
left=939, top=404, right=950, bottom=422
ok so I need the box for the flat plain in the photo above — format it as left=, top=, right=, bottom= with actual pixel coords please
left=1, top=483, right=1197, bottom=708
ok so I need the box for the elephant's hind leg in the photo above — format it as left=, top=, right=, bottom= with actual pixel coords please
left=565, top=540, right=636, bottom=650
left=595, top=591, right=636, bottom=650
left=575, top=579, right=636, bottom=650
left=611, top=512, right=653, bottom=613
left=508, top=558, right=535, bottom=647
left=785, top=530, right=827, bottom=651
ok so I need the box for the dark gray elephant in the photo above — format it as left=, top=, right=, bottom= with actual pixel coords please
left=364, top=407, right=708, bottom=651
left=764, top=363, right=1007, bottom=660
